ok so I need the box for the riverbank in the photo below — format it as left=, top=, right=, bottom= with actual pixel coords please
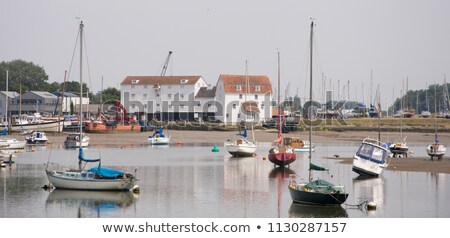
left=41, top=129, right=449, bottom=146
left=5, top=129, right=449, bottom=173
left=328, top=156, right=450, bottom=174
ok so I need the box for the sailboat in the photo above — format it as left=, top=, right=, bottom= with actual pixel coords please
left=268, top=52, right=296, bottom=167
left=46, top=21, right=137, bottom=191
left=426, top=84, right=446, bottom=160
left=390, top=88, right=409, bottom=157
left=148, top=127, right=170, bottom=145
left=421, top=83, right=431, bottom=118
left=225, top=62, right=258, bottom=157
left=288, top=21, right=348, bottom=206
left=148, top=82, right=170, bottom=145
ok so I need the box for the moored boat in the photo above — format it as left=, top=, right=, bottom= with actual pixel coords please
left=352, top=138, right=389, bottom=177
left=25, top=131, right=48, bottom=144
left=148, top=127, right=170, bottom=145
left=64, top=133, right=90, bottom=148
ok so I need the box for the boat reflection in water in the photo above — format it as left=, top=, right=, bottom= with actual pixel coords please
left=268, top=166, right=295, bottom=179
left=45, top=190, right=138, bottom=218
left=288, top=203, right=348, bottom=218
left=352, top=175, right=385, bottom=216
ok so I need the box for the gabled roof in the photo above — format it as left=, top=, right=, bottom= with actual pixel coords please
left=121, top=76, right=203, bottom=86
left=195, top=86, right=216, bottom=98
left=0, top=91, right=19, bottom=98
left=218, top=74, right=272, bottom=94
left=26, top=91, right=58, bottom=99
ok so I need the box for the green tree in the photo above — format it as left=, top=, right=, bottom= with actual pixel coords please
left=92, top=87, right=120, bottom=104
left=0, top=59, right=49, bottom=92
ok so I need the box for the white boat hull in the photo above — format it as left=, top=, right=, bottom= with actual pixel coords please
left=46, top=171, right=136, bottom=191
left=352, top=155, right=387, bottom=176
left=64, top=140, right=90, bottom=148
left=0, top=139, right=26, bottom=150
left=9, top=120, right=64, bottom=133
left=225, top=143, right=258, bottom=156
left=149, top=137, right=170, bottom=145
left=426, top=144, right=446, bottom=158
left=294, top=146, right=315, bottom=152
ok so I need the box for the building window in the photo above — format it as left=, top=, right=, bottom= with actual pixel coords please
left=226, top=113, right=229, bottom=118
left=132, top=104, right=136, bottom=109
left=238, top=113, right=240, bottom=118
left=239, top=94, right=243, bottom=99
left=131, top=85, right=135, bottom=88
left=207, top=103, right=212, bottom=107
left=233, top=104, right=236, bottom=109
left=156, top=103, right=160, bottom=107
left=143, top=94, right=147, bottom=99
left=131, top=79, right=140, bottom=84
left=197, top=103, right=201, bottom=107
left=144, top=85, right=148, bottom=89
left=261, top=103, right=265, bottom=109
left=156, top=94, right=160, bottom=97
left=235, top=85, right=242, bottom=91
left=131, top=94, right=135, bottom=100
left=168, top=85, right=172, bottom=89
left=144, top=104, right=147, bottom=108
left=255, top=85, right=260, bottom=91
left=180, top=94, right=184, bottom=99
left=180, top=104, right=185, bottom=108
left=168, top=94, right=172, bottom=98
left=255, top=95, right=258, bottom=99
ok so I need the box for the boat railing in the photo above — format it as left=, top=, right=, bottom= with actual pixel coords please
left=362, top=137, right=387, bottom=149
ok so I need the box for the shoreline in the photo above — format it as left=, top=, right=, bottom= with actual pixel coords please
left=5, top=129, right=450, bottom=174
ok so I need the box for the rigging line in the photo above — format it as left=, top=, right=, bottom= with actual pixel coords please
left=82, top=32, right=93, bottom=100
left=66, top=26, right=81, bottom=87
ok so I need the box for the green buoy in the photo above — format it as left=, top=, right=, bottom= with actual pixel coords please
left=212, top=144, right=219, bottom=152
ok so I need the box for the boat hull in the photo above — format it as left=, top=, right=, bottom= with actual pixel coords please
left=268, top=152, right=296, bottom=167
left=352, top=155, right=386, bottom=177
left=426, top=144, right=446, bottom=159
left=9, top=120, right=64, bottom=133
left=85, top=123, right=140, bottom=133
left=294, top=147, right=315, bottom=152
left=149, top=137, right=170, bottom=145
left=64, top=141, right=90, bottom=148
left=288, top=186, right=348, bottom=206
left=46, top=171, right=137, bottom=191
left=225, top=144, right=257, bottom=157
left=0, top=140, right=26, bottom=150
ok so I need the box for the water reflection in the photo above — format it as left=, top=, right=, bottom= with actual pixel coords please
left=288, top=203, right=348, bottom=218
left=268, top=167, right=295, bottom=179
left=352, top=175, right=385, bottom=216
left=45, top=190, right=138, bottom=218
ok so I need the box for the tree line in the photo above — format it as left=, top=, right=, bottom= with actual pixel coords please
left=0, top=59, right=119, bottom=103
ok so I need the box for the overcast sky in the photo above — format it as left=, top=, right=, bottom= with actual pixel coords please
left=1, top=0, right=450, bottom=108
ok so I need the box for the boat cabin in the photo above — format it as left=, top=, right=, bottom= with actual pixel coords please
left=283, top=137, right=305, bottom=148
left=356, top=138, right=388, bottom=164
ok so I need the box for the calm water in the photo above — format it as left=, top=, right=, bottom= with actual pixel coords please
left=1, top=141, right=449, bottom=218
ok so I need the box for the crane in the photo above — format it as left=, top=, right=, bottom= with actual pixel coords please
left=160, top=51, right=173, bottom=76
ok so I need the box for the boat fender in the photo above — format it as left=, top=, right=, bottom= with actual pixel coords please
left=75, top=136, right=79, bottom=141
left=367, top=201, right=377, bottom=210
left=253, top=153, right=257, bottom=157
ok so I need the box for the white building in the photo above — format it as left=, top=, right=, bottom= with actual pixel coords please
left=120, top=76, right=208, bottom=121
left=214, top=74, right=273, bottom=125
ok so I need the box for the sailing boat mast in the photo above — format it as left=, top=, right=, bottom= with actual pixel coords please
left=79, top=21, right=84, bottom=143
left=244, top=60, right=255, bottom=142
left=277, top=51, right=282, bottom=142
left=308, top=21, right=314, bottom=182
